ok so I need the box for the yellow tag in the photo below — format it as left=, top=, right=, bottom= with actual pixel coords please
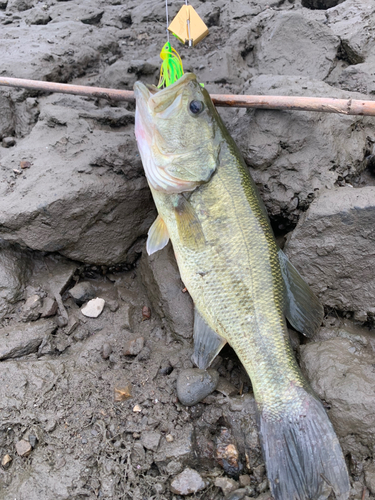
left=168, top=5, right=209, bottom=47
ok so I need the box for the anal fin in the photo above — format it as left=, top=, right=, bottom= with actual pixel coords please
left=192, top=308, right=226, bottom=369
left=174, top=195, right=205, bottom=249
left=146, top=215, right=170, bottom=255
left=278, top=249, right=324, bottom=338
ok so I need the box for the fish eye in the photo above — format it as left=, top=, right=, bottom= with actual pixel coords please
left=189, top=100, right=204, bottom=115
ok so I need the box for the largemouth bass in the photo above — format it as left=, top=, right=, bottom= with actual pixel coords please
left=134, top=73, right=350, bottom=500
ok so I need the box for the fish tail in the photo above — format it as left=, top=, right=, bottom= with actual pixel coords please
left=257, top=389, right=350, bottom=500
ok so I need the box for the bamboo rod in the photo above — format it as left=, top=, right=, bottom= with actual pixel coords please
left=1, top=76, right=375, bottom=116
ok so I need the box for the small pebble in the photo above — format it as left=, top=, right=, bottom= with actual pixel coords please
left=15, top=439, right=32, bottom=457
left=226, top=489, right=248, bottom=500
left=176, top=368, right=219, bottom=406
left=239, top=475, right=251, bottom=487
left=40, top=297, right=58, bottom=318
left=123, top=336, right=144, bottom=356
left=142, top=305, right=151, bottom=320
left=101, top=343, right=112, bottom=359
left=20, top=160, right=31, bottom=169
left=133, top=404, right=142, bottom=412
left=1, top=454, right=12, bottom=468
left=28, top=434, right=38, bottom=448
left=170, top=468, right=206, bottom=495
left=166, top=434, right=174, bottom=442
left=141, top=431, right=161, bottom=452
left=69, top=282, right=96, bottom=305
left=2, top=137, right=16, bottom=148
left=81, top=297, right=105, bottom=318
left=216, top=377, right=238, bottom=397
left=214, top=477, right=239, bottom=496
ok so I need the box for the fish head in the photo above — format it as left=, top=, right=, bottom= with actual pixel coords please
left=134, top=73, right=221, bottom=193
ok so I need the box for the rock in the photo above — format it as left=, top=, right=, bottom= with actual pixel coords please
left=123, top=336, right=144, bottom=356
left=140, top=244, right=194, bottom=338
left=215, top=477, right=239, bottom=496
left=68, top=281, right=96, bottom=305
left=140, top=431, right=161, bottom=452
left=0, top=241, right=31, bottom=321
left=300, top=336, right=375, bottom=454
left=170, top=468, right=206, bottom=496
left=101, top=343, right=112, bottom=359
left=15, top=439, right=32, bottom=457
left=232, top=77, right=375, bottom=229
left=20, top=294, right=42, bottom=322
left=0, top=95, right=155, bottom=266
left=327, top=0, right=375, bottom=64
left=239, top=475, right=251, bottom=487
left=2, top=136, right=16, bottom=148
left=1, top=454, right=12, bottom=469
left=246, top=11, right=339, bottom=80
left=154, top=424, right=194, bottom=468
left=81, top=297, right=105, bottom=318
left=40, top=297, right=58, bottom=318
left=176, top=368, right=219, bottom=406
left=216, top=377, right=238, bottom=397
left=285, top=187, right=375, bottom=316
left=0, top=319, right=56, bottom=360
left=120, top=302, right=137, bottom=331
left=226, top=488, right=248, bottom=500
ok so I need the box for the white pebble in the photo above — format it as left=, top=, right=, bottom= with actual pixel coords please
left=81, top=297, right=105, bottom=318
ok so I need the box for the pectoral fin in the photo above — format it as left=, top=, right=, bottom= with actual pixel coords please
left=174, top=195, right=205, bottom=249
left=146, top=215, right=170, bottom=255
left=278, top=249, right=324, bottom=338
left=192, top=308, right=226, bottom=369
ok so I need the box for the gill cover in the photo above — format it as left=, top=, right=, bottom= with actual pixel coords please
left=134, top=73, right=221, bottom=193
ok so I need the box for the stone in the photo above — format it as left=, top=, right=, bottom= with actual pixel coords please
left=285, top=187, right=375, bottom=316
left=81, top=297, right=105, bottom=318
left=327, top=0, right=375, bottom=64
left=40, top=297, right=58, bottom=318
left=101, top=343, right=112, bottom=359
left=15, top=439, right=32, bottom=457
left=300, top=336, right=375, bottom=454
left=68, top=281, right=96, bottom=305
left=123, top=336, right=144, bottom=356
left=215, top=477, right=239, bottom=496
left=140, top=431, right=161, bottom=452
left=216, top=377, right=238, bottom=397
left=20, top=294, right=42, bottom=321
left=246, top=11, right=339, bottom=80
left=140, top=244, right=194, bottom=339
left=120, top=302, right=137, bottom=331
left=154, top=425, right=194, bottom=467
left=170, top=468, right=206, bottom=495
left=176, top=368, right=219, bottom=406
left=0, top=319, right=56, bottom=360
left=1, top=454, right=12, bottom=468
left=0, top=95, right=155, bottom=266
left=226, top=488, right=248, bottom=500
left=232, top=76, right=375, bottom=230
left=2, top=136, right=16, bottom=148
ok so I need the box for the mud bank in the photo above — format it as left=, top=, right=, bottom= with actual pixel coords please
left=1, top=0, right=375, bottom=499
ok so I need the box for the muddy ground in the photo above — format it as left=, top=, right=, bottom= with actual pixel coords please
left=1, top=0, right=375, bottom=499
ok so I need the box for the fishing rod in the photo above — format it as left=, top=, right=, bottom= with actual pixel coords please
left=1, top=76, right=375, bottom=116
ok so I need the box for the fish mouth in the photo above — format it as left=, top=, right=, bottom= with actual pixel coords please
left=134, top=73, right=197, bottom=110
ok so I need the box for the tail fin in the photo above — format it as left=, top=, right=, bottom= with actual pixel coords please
left=258, top=390, right=350, bottom=500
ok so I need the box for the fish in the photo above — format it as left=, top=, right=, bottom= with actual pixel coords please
left=134, top=73, right=350, bottom=500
